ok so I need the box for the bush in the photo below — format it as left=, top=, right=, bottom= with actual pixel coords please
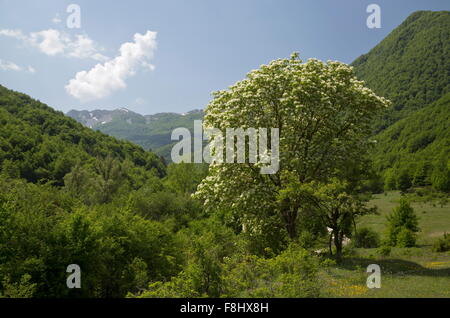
left=377, top=245, right=391, bottom=257
left=221, top=244, right=321, bottom=297
left=298, top=231, right=316, bottom=249
left=397, top=170, right=412, bottom=192
left=431, top=161, right=450, bottom=192
left=136, top=243, right=322, bottom=298
left=432, top=233, right=450, bottom=252
left=396, top=227, right=417, bottom=247
left=138, top=218, right=238, bottom=298
left=0, top=274, right=36, bottom=298
left=353, top=227, right=380, bottom=248
left=386, top=199, right=419, bottom=246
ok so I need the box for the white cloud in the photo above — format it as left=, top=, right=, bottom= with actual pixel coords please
left=0, top=28, right=107, bottom=61
left=141, top=61, right=155, bottom=71
left=30, top=29, right=66, bottom=56
left=0, top=59, right=21, bottom=71
left=0, top=29, right=26, bottom=39
left=67, top=34, right=107, bottom=60
left=52, top=14, right=62, bottom=24
left=65, top=31, right=157, bottom=102
left=0, top=59, right=35, bottom=73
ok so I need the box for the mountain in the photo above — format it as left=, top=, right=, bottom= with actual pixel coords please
left=0, top=85, right=166, bottom=185
left=66, top=108, right=144, bottom=128
left=351, top=10, right=450, bottom=191
left=352, top=10, right=450, bottom=132
left=67, top=108, right=204, bottom=161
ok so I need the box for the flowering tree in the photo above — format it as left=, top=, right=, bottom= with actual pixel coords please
left=194, top=53, right=389, bottom=240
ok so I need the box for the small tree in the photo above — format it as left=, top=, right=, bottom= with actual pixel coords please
left=284, top=178, right=377, bottom=260
left=384, top=168, right=397, bottom=191
left=396, top=227, right=417, bottom=248
left=93, top=156, right=125, bottom=203
left=432, top=232, right=450, bottom=252
left=431, top=156, right=450, bottom=192
left=397, top=169, right=412, bottom=193
left=353, top=227, right=380, bottom=248
left=412, top=161, right=430, bottom=187
left=165, top=162, right=208, bottom=195
left=386, top=199, right=419, bottom=247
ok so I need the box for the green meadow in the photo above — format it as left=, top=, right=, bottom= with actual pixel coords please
left=321, top=191, right=450, bottom=298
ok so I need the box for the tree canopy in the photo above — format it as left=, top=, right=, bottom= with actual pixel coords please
left=195, top=53, right=390, bottom=240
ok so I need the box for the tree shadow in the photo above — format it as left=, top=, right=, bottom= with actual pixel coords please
left=337, top=257, right=450, bottom=277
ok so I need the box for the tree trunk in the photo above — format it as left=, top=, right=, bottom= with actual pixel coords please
left=328, top=233, right=333, bottom=255
left=285, top=215, right=297, bottom=240
left=333, top=230, right=343, bottom=261
left=281, top=208, right=298, bottom=240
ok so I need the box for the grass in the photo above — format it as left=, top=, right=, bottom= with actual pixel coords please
left=361, top=191, right=450, bottom=245
left=321, top=191, right=450, bottom=298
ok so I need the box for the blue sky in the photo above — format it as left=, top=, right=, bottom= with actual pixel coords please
left=0, top=0, right=449, bottom=115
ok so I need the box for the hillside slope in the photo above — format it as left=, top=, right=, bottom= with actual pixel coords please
left=372, top=92, right=450, bottom=190
left=351, top=10, right=450, bottom=191
left=0, top=85, right=166, bottom=185
left=352, top=10, right=449, bottom=131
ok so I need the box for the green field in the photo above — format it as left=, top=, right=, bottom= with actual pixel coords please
left=321, top=191, right=450, bottom=297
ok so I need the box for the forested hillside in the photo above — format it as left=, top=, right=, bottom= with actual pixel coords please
left=351, top=11, right=450, bottom=191
left=0, top=85, right=166, bottom=185
left=352, top=10, right=449, bottom=131
left=372, top=93, right=450, bottom=191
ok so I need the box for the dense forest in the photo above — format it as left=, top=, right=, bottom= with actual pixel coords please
left=0, top=85, right=200, bottom=297
left=372, top=93, right=450, bottom=192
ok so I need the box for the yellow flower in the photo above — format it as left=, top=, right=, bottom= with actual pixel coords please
left=426, top=261, right=450, bottom=268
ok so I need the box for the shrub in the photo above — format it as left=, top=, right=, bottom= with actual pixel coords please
left=353, top=227, right=380, bottom=248
left=343, top=244, right=356, bottom=256
left=298, top=230, right=316, bottom=249
left=386, top=199, right=419, bottom=247
left=134, top=271, right=199, bottom=298
left=432, top=233, right=450, bottom=252
left=397, top=170, right=412, bottom=192
left=136, top=243, right=322, bottom=298
left=377, top=245, right=391, bottom=257
left=396, top=227, right=417, bottom=247
left=0, top=274, right=36, bottom=298
left=221, top=244, right=321, bottom=297
left=431, top=162, right=450, bottom=192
